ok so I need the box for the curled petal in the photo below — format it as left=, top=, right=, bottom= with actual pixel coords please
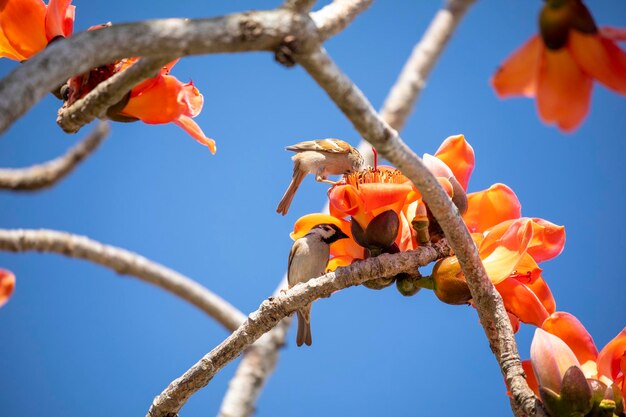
left=173, top=116, right=216, bottom=154
left=569, top=29, right=626, bottom=95
left=597, top=328, right=626, bottom=382
left=479, top=219, right=534, bottom=283
left=542, top=312, right=598, bottom=372
left=329, top=184, right=365, bottom=219
left=463, top=184, right=521, bottom=233
left=326, top=256, right=354, bottom=272
left=528, top=218, right=566, bottom=263
left=433, top=134, right=475, bottom=190
left=537, top=47, right=592, bottom=132
left=0, top=269, right=15, bottom=308
left=492, top=35, right=542, bottom=98
left=524, top=274, right=555, bottom=316
left=496, top=277, right=550, bottom=327
left=531, top=328, right=581, bottom=394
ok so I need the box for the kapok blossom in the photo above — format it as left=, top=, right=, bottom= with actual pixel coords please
left=525, top=312, right=625, bottom=415
left=0, top=269, right=16, bottom=308
left=492, top=0, right=626, bottom=132
left=0, top=0, right=75, bottom=61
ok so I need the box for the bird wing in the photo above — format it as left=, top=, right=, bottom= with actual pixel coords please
left=285, top=139, right=352, bottom=154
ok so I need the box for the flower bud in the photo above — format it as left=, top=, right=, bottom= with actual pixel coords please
left=351, top=210, right=399, bottom=252
left=395, top=273, right=422, bottom=297
left=432, top=257, right=472, bottom=305
left=531, top=329, right=581, bottom=394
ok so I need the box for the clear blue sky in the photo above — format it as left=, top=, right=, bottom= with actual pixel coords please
left=1, top=1, right=625, bottom=416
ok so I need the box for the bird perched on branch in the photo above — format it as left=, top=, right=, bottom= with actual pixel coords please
left=288, top=223, right=348, bottom=346
left=276, top=139, right=364, bottom=215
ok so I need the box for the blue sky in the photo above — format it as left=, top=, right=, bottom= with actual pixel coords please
left=1, top=1, right=625, bottom=416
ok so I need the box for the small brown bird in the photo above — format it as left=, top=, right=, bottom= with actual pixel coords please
left=276, top=139, right=364, bottom=215
left=288, top=224, right=348, bottom=346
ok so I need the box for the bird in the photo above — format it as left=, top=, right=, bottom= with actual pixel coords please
left=276, top=139, right=364, bottom=215
left=288, top=223, right=349, bottom=346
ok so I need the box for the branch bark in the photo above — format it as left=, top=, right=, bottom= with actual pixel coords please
left=295, top=46, right=544, bottom=417
left=0, top=229, right=246, bottom=332
left=57, top=57, right=172, bottom=134
left=148, top=240, right=451, bottom=417
left=311, top=0, right=373, bottom=41
left=0, top=122, right=109, bottom=191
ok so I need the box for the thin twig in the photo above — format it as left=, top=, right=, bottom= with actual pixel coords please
left=0, top=122, right=109, bottom=191
left=380, top=0, right=475, bottom=132
left=57, top=57, right=172, bottom=134
left=311, top=0, right=373, bottom=41
left=0, top=229, right=247, bottom=332
left=148, top=241, right=451, bottom=417
left=295, top=46, right=544, bottom=417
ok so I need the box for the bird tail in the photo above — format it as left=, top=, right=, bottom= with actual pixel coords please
left=296, top=307, right=312, bottom=347
left=276, top=162, right=306, bottom=216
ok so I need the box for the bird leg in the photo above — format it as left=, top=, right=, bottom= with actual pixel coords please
left=315, top=175, right=337, bottom=185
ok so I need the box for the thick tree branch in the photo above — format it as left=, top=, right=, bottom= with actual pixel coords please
left=0, top=229, right=246, bottom=332
left=283, top=0, right=317, bottom=13
left=294, top=46, right=544, bottom=417
left=57, top=57, right=172, bottom=134
left=380, top=0, right=475, bottom=132
left=0, top=9, right=319, bottom=135
left=0, top=122, right=109, bottom=191
left=311, top=0, right=373, bottom=41
left=219, top=3, right=474, bottom=413
left=148, top=241, right=451, bottom=417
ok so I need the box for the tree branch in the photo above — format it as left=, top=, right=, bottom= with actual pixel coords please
left=294, top=46, right=544, bottom=417
left=0, top=8, right=319, bottom=135
left=57, top=57, right=172, bottom=134
left=283, top=0, right=317, bottom=13
left=0, top=122, right=109, bottom=191
left=380, top=0, right=475, bottom=132
left=311, top=0, right=373, bottom=41
left=147, top=241, right=451, bottom=417
left=0, top=229, right=246, bottom=332
left=219, top=3, right=475, bottom=413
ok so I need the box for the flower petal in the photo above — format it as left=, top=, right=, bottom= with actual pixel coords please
left=479, top=219, right=533, bottom=281
left=463, top=184, right=521, bottom=233
left=528, top=218, right=566, bottom=263
left=531, top=328, right=581, bottom=394
left=173, top=116, right=216, bottom=153
left=569, top=29, right=626, bottom=95
left=423, top=153, right=454, bottom=179
left=123, top=75, right=186, bottom=123
left=492, top=35, right=542, bottom=98
left=522, top=359, right=540, bottom=396
left=597, top=328, right=626, bottom=382
left=44, top=0, right=74, bottom=40
left=0, top=0, right=47, bottom=59
left=433, top=134, right=475, bottom=190
left=537, top=47, right=592, bottom=132
left=496, top=277, right=550, bottom=327
left=291, top=213, right=348, bottom=240
left=523, top=274, right=555, bottom=316
left=326, top=255, right=354, bottom=272
left=0, top=269, right=15, bottom=308
left=542, top=312, right=598, bottom=371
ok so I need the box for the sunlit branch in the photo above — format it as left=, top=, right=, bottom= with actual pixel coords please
left=0, top=229, right=246, bottom=332
left=283, top=0, right=318, bottom=13
left=0, top=122, right=109, bottom=191
left=294, top=46, right=545, bottom=417
left=148, top=241, right=450, bottom=417
left=311, top=0, right=373, bottom=41
left=57, top=57, right=172, bottom=134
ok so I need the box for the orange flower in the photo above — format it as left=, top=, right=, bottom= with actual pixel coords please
left=0, top=269, right=16, bottom=308
left=432, top=217, right=564, bottom=328
left=492, top=0, right=626, bottom=132
left=119, top=60, right=216, bottom=153
left=524, top=312, right=626, bottom=413
left=0, top=0, right=74, bottom=61
left=66, top=56, right=216, bottom=153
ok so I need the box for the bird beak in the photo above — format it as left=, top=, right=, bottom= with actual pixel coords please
left=336, top=230, right=349, bottom=240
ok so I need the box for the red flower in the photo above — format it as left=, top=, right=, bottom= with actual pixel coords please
left=0, top=269, right=15, bottom=308
left=492, top=0, right=626, bottom=132
left=0, top=0, right=74, bottom=61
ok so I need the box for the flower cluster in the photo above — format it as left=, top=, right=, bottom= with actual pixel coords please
left=0, top=269, right=15, bottom=308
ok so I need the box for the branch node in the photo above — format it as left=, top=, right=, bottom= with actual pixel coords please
left=274, top=35, right=300, bottom=67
